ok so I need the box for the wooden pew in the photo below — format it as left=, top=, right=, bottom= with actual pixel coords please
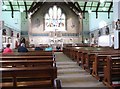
left=0, top=60, right=54, bottom=68
left=0, top=55, right=57, bottom=80
left=103, top=56, right=120, bottom=89
left=0, top=56, right=53, bottom=60
left=1, top=51, right=53, bottom=56
left=1, top=51, right=55, bottom=61
left=0, top=54, right=61, bottom=89
left=63, top=46, right=94, bottom=65
left=80, top=48, right=109, bottom=69
left=0, top=66, right=58, bottom=89
left=81, top=50, right=107, bottom=71
left=63, top=46, right=112, bottom=68
left=82, top=50, right=120, bottom=74
left=1, top=51, right=56, bottom=63
left=82, top=51, right=95, bottom=73
left=92, top=53, right=120, bottom=81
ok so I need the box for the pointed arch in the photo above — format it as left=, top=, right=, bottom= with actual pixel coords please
left=44, top=5, right=66, bottom=31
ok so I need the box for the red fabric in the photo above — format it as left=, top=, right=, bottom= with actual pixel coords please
left=3, top=48, right=13, bottom=54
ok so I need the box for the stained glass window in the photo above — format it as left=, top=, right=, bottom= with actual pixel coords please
left=44, top=5, right=66, bottom=31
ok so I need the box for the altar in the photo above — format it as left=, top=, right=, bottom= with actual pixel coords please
left=49, top=31, right=63, bottom=50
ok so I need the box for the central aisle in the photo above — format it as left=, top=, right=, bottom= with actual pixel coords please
left=55, top=52, right=107, bottom=88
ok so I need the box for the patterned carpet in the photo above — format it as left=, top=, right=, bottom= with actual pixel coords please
left=55, top=52, right=108, bottom=89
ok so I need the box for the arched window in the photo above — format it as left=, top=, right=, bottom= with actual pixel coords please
left=44, top=5, right=66, bottom=31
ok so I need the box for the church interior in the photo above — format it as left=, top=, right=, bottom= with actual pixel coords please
left=0, top=0, right=120, bottom=89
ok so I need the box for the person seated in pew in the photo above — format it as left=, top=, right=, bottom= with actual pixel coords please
left=34, top=44, right=43, bottom=51
left=45, top=45, right=53, bottom=51
left=18, top=43, right=28, bottom=52
left=56, top=45, right=61, bottom=51
left=3, top=44, right=13, bottom=54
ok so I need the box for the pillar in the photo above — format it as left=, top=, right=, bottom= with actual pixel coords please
left=113, top=0, right=120, bottom=21
left=113, top=0, right=120, bottom=49
left=0, top=0, right=2, bottom=51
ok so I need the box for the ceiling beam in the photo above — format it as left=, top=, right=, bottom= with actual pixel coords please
left=74, top=2, right=82, bottom=13
left=3, top=4, right=112, bottom=8
left=90, top=2, right=93, bottom=10
left=84, top=11, right=113, bottom=12
left=2, top=1, right=5, bottom=5
left=2, top=10, right=113, bottom=13
left=4, top=5, right=31, bottom=6
left=28, top=2, right=36, bottom=12
left=83, top=2, right=87, bottom=12
left=9, top=0, right=14, bottom=18
left=29, top=2, right=43, bottom=13
left=68, top=2, right=81, bottom=12
left=24, top=0, right=28, bottom=19
left=2, top=10, right=20, bottom=11
left=103, top=2, right=107, bottom=7
left=17, top=0, right=20, bottom=9
left=96, top=2, right=100, bottom=18
left=83, top=2, right=87, bottom=19
left=64, top=2, right=78, bottom=15
left=108, top=2, right=113, bottom=19
left=30, top=1, right=46, bottom=16
left=64, top=0, right=81, bottom=14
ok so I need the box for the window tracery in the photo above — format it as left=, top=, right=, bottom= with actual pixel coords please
left=44, top=5, right=66, bottom=31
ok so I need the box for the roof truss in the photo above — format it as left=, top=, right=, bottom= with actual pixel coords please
left=2, top=0, right=113, bottom=18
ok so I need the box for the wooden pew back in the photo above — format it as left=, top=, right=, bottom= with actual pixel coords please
left=91, top=53, right=120, bottom=81
left=103, top=55, right=120, bottom=88
left=0, top=51, right=58, bottom=89
left=0, top=59, right=54, bottom=68
left=1, top=67, right=57, bottom=89
left=1, top=51, right=53, bottom=56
